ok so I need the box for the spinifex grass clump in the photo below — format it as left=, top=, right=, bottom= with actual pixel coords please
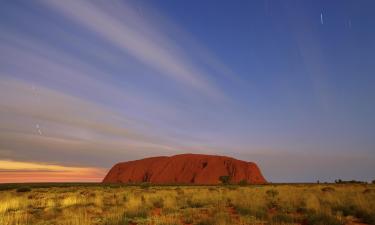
left=0, top=184, right=374, bottom=225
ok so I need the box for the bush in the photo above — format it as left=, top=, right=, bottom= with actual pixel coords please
left=235, top=206, right=252, bottom=215
left=16, top=186, right=31, bottom=192
left=334, top=204, right=356, bottom=217
left=335, top=179, right=367, bottom=184
left=151, top=198, right=164, bottom=208
left=186, top=199, right=205, bottom=208
left=305, top=213, right=344, bottom=225
left=356, top=210, right=375, bottom=225
left=238, top=179, right=248, bottom=185
left=123, top=206, right=148, bottom=219
left=254, top=208, right=268, bottom=219
left=226, top=185, right=238, bottom=190
left=219, top=176, right=231, bottom=184
left=335, top=204, right=375, bottom=225
left=335, top=179, right=343, bottom=184
left=235, top=205, right=268, bottom=219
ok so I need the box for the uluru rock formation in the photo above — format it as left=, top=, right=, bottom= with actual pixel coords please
left=103, top=154, right=267, bottom=184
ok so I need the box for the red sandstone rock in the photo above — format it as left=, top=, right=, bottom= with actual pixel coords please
left=102, top=154, right=267, bottom=184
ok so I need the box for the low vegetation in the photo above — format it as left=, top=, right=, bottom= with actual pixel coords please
left=0, top=183, right=374, bottom=225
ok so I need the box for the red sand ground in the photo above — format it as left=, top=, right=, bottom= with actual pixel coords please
left=102, top=153, right=267, bottom=184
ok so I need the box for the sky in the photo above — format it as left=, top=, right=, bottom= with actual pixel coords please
left=0, top=0, right=374, bottom=183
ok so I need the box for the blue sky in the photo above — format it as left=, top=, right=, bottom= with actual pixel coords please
left=0, top=0, right=374, bottom=182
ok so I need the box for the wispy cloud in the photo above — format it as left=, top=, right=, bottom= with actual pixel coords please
left=0, top=79, right=185, bottom=166
left=40, top=0, right=223, bottom=98
left=1, top=7, right=235, bottom=177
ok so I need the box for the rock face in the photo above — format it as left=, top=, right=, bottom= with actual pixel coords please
left=103, top=154, right=267, bottom=184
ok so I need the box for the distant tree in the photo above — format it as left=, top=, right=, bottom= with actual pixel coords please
left=335, top=179, right=343, bottom=184
left=238, top=179, right=248, bottom=186
left=335, top=179, right=366, bottom=184
left=317, top=180, right=320, bottom=184
left=372, top=180, right=375, bottom=184
left=219, top=176, right=231, bottom=185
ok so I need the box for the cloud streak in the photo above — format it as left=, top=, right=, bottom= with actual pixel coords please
left=40, top=0, right=222, bottom=98
left=0, top=160, right=105, bottom=183
left=0, top=79, right=186, bottom=165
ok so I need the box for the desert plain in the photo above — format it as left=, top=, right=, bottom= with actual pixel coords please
left=1, top=183, right=374, bottom=225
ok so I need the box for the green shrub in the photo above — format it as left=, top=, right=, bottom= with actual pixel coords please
left=186, top=199, right=205, bottom=208
left=254, top=208, right=268, bottom=219
left=296, top=206, right=308, bottom=213
left=151, top=197, right=164, bottom=208
left=355, top=209, right=375, bottom=225
left=334, top=204, right=358, bottom=217
left=219, top=176, right=231, bottom=184
left=235, top=206, right=252, bottom=215
left=16, top=186, right=31, bottom=192
left=336, top=204, right=375, bottom=225
left=235, top=205, right=268, bottom=219
left=238, top=179, right=248, bottom=185
left=226, top=185, right=238, bottom=190
left=305, top=213, right=344, bottom=225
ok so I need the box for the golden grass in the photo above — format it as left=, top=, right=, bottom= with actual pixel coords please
left=0, top=184, right=374, bottom=225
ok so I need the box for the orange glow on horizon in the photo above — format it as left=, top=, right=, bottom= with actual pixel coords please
left=0, top=160, right=106, bottom=183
